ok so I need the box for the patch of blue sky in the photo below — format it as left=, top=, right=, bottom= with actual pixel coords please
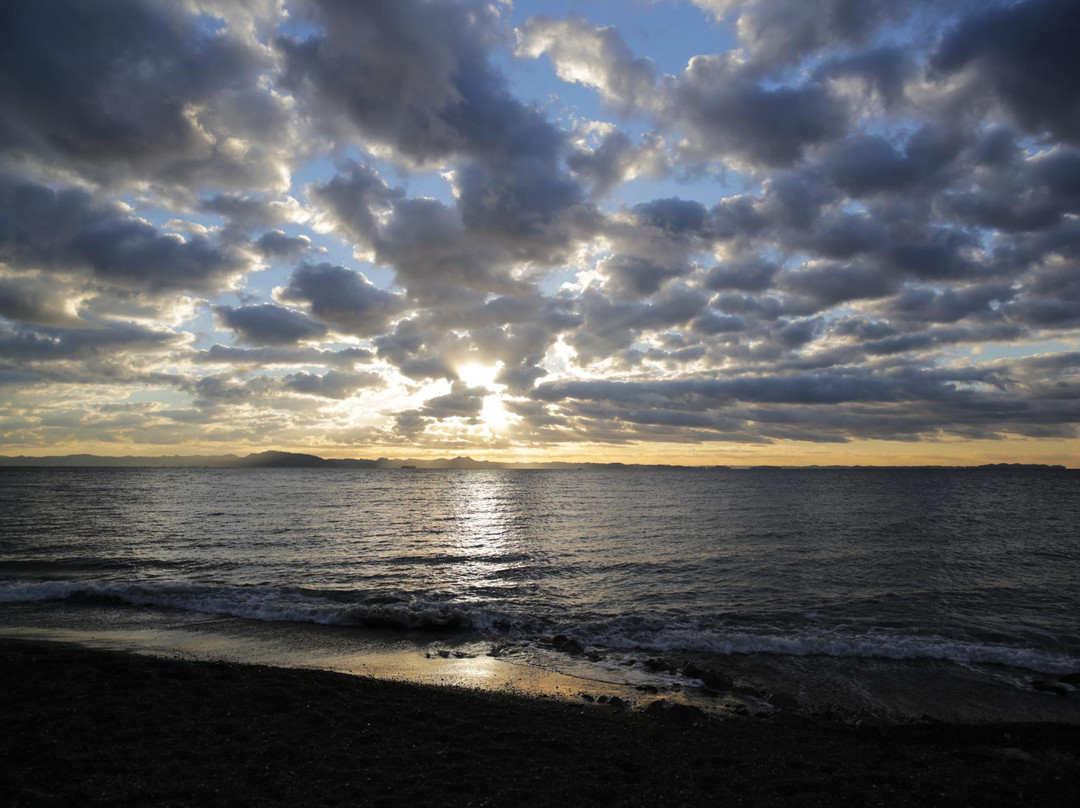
left=947, top=339, right=1080, bottom=364
left=508, top=0, right=736, bottom=75
left=124, top=388, right=190, bottom=408
left=184, top=305, right=227, bottom=350
left=613, top=167, right=743, bottom=209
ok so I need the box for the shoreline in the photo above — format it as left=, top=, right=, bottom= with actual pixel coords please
left=3, top=638, right=1080, bottom=806
left=4, top=599, right=1080, bottom=727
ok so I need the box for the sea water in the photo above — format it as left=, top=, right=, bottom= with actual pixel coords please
left=2, top=466, right=1078, bottom=718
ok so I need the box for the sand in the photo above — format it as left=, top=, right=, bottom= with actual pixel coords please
left=3, top=639, right=1079, bottom=806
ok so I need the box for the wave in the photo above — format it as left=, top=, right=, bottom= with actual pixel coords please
left=0, top=580, right=531, bottom=633
left=2, top=579, right=1076, bottom=674
left=572, top=617, right=1079, bottom=675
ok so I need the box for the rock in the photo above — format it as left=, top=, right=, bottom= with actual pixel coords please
left=644, top=699, right=707, bottom=726
left=1032, top=679, right=1070, bottom=696
left=666, top=703, right=707, bottom=726
left=636, top=685, right=659, bottom=694
left=681, top=662, right=733, bottom=691
left=767, top=691, right=800, bottom=710
left=579, top=693, right=595, bottom=703
left=551, top=635, right=585, bottom=655
left=606, top=696, right=628, bottom=709
left=734, top=685, right=763, bottom=699
left=1058, top=672, right=1080, bottom=687
left=596, top=695, right=609, bottom=704
left=644, top=699, right=670, bottom=716
left=643, top=658, right=672, bottom=672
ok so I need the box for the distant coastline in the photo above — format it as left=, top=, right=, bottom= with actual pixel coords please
left=0, top=450, right=1069, bottom=471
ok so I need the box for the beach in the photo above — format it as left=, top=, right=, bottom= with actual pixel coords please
left=3, top=639, right=1079, bottom=807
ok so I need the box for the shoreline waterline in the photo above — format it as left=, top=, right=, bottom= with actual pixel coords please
left=4, top=599, right=1078, bottom=725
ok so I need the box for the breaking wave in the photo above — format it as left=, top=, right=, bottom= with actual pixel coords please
left=2, top=578, right=1076, bottom=675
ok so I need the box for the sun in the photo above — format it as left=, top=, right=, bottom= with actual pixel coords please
left=457, top=362, right=500, bottom=389
left=456, top=362, right=510, bottom=431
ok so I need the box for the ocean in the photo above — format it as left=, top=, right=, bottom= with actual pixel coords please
left=2, top=466, right=1078, bottom=720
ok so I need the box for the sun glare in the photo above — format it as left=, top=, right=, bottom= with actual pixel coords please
left=457, top=362, right=510, bottom=431
left=457, top=362, right=500, bottom=389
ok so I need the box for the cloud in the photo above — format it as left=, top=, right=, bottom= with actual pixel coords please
left=516, top=15, right=657, bottom=112
left=421, top=380, right=488, bottom=420
left=194, top=344, right=373, bottom=369
left=695, top=0, right=928, bottom=73
left=518, top=14, right=850, bottom=167
left=931, top=0, right=1080, bottom=144
left=0, top=173, right=251, bottom=294
left=0, top=273, right=86, bottom=327
left=254, top=230, right=311, bottom=259
left=283, top=369, right=383, bottom=399
left=213, top=303, right=328, bottom=346
left=664, top=54, right=850, bottom=166
left=0, top=320, right=179, bottom=362
left=277, top=262, right=406, bottom=336
left=2, top=1, right=1079, bottom=459
left=567, top=130, right=667, bottom=198
left=0, top=0, right=291, bottom=190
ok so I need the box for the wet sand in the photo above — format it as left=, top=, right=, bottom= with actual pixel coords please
left=3, top=639, right=1079, bottom=806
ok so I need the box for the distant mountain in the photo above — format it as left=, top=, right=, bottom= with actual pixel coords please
left=0, top=452, right=1067, bottom=470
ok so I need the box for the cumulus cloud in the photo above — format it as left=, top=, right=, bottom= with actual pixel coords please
left=0, top=0, right=292, bottom=191
left=277, top=262, right=406, bottom=337
left=283, top=369, right=383, bottom=399
left=1, top=0, right=1079, bottom=459
left=516, top=16, right=657, bottom=112
left=0, top=173, right=251, bottom=294
left=213, top=303, right=328, bottom=346
left=931, top=0, right=1080, bottom=144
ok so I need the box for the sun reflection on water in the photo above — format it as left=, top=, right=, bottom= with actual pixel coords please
left=440, top=473, right=526, bottom=600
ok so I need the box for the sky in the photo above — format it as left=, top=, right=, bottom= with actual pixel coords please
left=0, top=0, right=1078, bottom=466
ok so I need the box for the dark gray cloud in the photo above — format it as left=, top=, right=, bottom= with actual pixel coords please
left=199, top=194, right=300, bottom=233
left=570, top=286, right=709, bottom=364
left=567, top=131, right=667, bottom=198
left=931, top=0, right=1080, bottom=144
left=213, top=304, right=328, bottom=346
left=815, top=46, right=915, bottom=109
left=2, top=0, right=1079, bottom=457
left=0, top=321, right=178, bottom=362
left=0, top=274, right=84, bottom=327
left=664, top=55, right=850, bottom=166
left=705, top=258, right=779, bottom=292
left=283, top=369, right=383, bottom=399
left=0, top=174, right=250, bottom=294
left=278, top=0, right=503, bottom=165
left=194, top=344, right=373, bottom=369
left=254, top=230, right=311, bottom=259
left=421, top=381, right=488, bottom=420
left=529, top=359, right=1080, bottom=444
left=0, top=0, right=290, bottom=190
left=599, top=255, right=686, bottom=300
left=519, top=14, right=851, bottom=167
left=307, top=162, right=403, bottom=252
left=696, top=0, right=930, bottom=73
left=278, top=262, right=406, bottom=337
left=820, top=126, right=965, bottom=198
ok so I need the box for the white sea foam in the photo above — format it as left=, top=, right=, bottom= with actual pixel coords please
left=2, top=579, right=1076, bottom=674
left=0, top=579, right=525, bottom=633
left=574, top=620, right=1080, bottom=674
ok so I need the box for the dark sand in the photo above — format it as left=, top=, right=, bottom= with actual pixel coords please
left=2, top=639, right=1078, bottom=807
